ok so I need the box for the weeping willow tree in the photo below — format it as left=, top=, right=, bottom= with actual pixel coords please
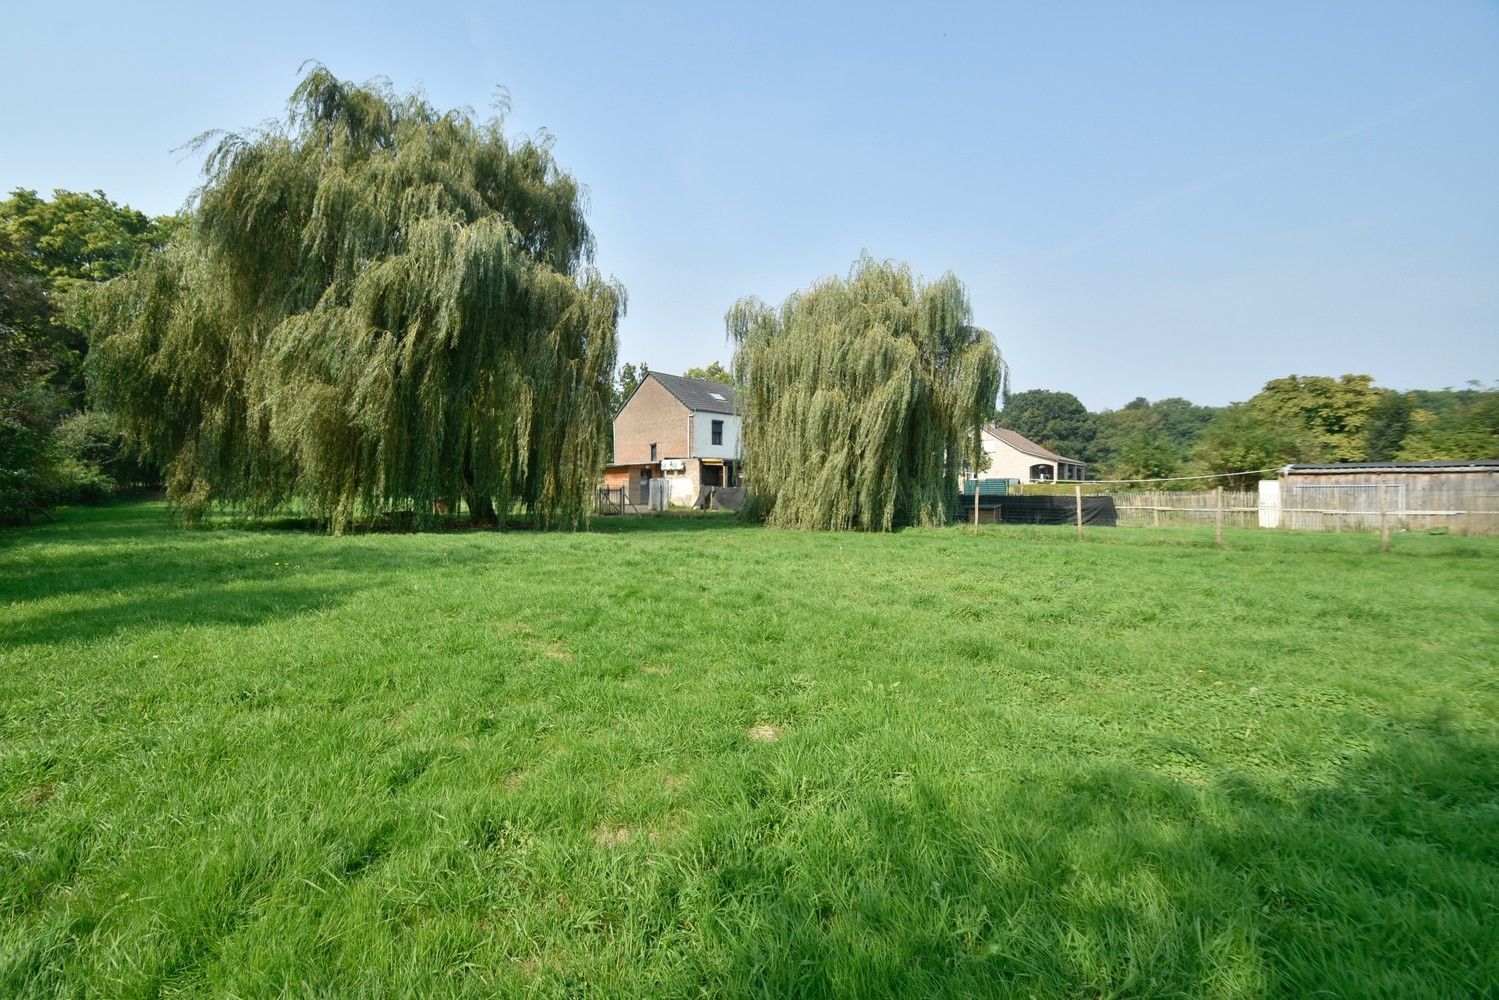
left=727, top=255, right=1006, bottom=530
left=83, top=67, right=621, bottom=531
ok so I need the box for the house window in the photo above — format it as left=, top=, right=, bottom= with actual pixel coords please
left=711, top=420, right=723, bottom=446
left=650, top=443, right=657, bottom=462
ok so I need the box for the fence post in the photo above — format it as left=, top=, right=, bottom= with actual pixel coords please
left=1075, top=484, right=1084, bottom=540
left=1215, top=485, right=1224, bottom=548
left=1153, top=506, right=1160, bottom=528
left=973, top=480, right=980, bottom=531
left=1380, top=485, right=1390, bottom=553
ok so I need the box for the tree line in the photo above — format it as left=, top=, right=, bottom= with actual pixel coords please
left=1, top=189, right=177, bottom=521
left=996, top=376, right=1497, bottom=488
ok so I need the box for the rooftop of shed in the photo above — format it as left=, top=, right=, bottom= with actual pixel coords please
left=1284, top=460, right=1499, bottom=474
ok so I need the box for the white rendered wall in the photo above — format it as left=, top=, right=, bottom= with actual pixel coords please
left=690, top=412, right=741, bottom=460
left=977, top=432, right=1051, bottom=481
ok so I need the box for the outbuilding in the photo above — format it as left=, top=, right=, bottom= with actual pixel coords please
left=1275, top=460, right=1499, bottom=533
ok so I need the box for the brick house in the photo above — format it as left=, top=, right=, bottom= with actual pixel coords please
left=603, top=372, right=741, bottom=506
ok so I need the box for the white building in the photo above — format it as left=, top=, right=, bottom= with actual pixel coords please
left=977, top=426, right=1086, bottom=483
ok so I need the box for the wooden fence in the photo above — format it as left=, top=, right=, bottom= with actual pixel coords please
left=1103, top=486, right=1498, bottom=534
left=1111, top=490, right=1259, bottom=528
left=1277, top=484, right=1499, bottom=535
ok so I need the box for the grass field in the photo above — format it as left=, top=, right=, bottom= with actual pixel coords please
left=2, top=502, right=1497, bottom=997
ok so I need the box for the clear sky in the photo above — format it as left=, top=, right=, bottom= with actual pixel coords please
left=4, top=1, right=1496, bottom=409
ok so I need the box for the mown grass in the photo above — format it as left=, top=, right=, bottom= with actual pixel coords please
left=2, top=501, right=1496, bottom=998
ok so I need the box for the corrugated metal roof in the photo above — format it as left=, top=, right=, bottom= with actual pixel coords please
left=984, top=426, right=1083, bottom=466
left=649, top=372, right=738, bottom=414
left=1285, top=460, right=1499, bottom=474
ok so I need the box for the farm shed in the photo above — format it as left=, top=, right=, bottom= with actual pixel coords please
left=1278, top=460, right=1499, bottom=534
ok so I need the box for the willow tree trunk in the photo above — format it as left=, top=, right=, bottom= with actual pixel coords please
left=464, top=448, right=497, bottom=527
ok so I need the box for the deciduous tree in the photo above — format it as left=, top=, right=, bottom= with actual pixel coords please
left=1397, top=388, right=1498, bottom=460
left=83, top=67, right=622, bottom=531
left=1192, top=403, right=1310, bottom=487
left=682, top=361, right=733, bottom=385
left=1109, top=429, right=1182, bottom=482
left=1363, top=390, right=1414, bottom=461
left=0, top=188, right=177, bottom=402
left=996, top=389, right=1096, bottom=463
left=613, top=361, right=649, bottom=412
left=727, top=255, right=1006, bottom=530
left=1250, top=374, right=1380, bottom=463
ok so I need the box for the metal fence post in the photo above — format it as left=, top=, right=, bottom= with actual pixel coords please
left=1075, top=484, right=1084, bottom=540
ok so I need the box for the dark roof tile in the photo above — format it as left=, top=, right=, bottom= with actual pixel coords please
left=649, top=372, right=738, bottom=414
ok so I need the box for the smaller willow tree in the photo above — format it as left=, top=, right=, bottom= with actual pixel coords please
left=727, top=255, right=1007, bottom=530
left=83, top=67, right=621, bottom=531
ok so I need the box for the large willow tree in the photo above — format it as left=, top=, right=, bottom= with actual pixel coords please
left=84, top=68, right=621, bottom=531
left=727, top=255, right=1007, bottom=531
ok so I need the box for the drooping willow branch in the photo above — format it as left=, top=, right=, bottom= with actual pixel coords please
left=83, top=66, right=621, bottom=531
left=727, top=255, right=1007, bottom=530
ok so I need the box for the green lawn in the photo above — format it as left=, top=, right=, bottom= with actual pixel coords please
left=2, top=502, right=1496, bottom=998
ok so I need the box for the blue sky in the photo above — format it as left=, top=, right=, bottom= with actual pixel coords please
left=4, top=1, right=1495, bottom=408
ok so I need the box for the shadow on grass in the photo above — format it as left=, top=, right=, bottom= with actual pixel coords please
left=587, top=511, right=758, bottom=535
left=0, top=503, right=473, bottom=648
left=0, top=504, right=756, bottom=649
left=665, top=719, right=1499, bottom=998
left=2, top=583, right=347, bottom=649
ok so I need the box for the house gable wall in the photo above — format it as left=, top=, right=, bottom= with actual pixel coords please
left=979, top=430, right=1084, bottom=482
left=980, top=432, right=1045, bottom=481
left=614, top=377, right=690, bottom=464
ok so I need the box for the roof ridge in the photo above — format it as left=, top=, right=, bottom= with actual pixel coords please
left=646, top=371, right=738, bottom=414
left=986, top=425, right=1083, bottom=465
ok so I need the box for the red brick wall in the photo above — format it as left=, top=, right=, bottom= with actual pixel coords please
left=602, top=467, right=636, bottom=489
left=614, top=377, right=689, bottom=464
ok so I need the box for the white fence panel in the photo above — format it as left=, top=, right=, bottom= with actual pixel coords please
left=1258, top=480, right=1279, bottom=529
